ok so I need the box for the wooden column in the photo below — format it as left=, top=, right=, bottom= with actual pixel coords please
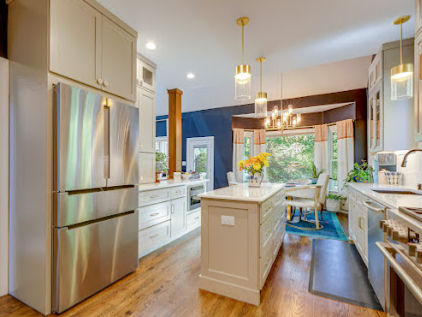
left=168, top=89, right=183, bottom=178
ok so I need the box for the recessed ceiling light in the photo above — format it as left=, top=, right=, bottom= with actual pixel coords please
left=187, top=73, right=195, bottom=79
left=146, top=42, right=156, bottom=50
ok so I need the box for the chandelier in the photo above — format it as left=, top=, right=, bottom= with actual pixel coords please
left=265, top=105, right=301, bottom=132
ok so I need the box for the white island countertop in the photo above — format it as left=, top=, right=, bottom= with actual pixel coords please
left=139, top=179, right=208, bottom=192
left=199, top=183, right=285, bottom=203
left=347, top=182, right=422, bottom=210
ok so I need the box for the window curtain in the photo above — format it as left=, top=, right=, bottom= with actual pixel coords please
left=253, top=129, right=266, bottom=155
left=314, top=124, right=329, bottom=174
left=232, top=128, right=244, bottom=182
left=337, top=119, right=354, bottom=193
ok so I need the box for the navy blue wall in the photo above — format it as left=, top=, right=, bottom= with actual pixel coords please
left=0, top=1, right=7, bottom=58
left=156, top=104, right=254, bottom=189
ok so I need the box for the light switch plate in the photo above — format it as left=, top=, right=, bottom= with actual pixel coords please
left=182, top=161, right=187, bottom=166
left=221, top=215, right=235, bottom=226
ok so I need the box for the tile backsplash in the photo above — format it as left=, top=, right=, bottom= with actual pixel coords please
left=395, top=150, right=422, bottom=188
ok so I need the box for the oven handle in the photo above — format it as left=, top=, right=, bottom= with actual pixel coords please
left=376, top=241, right=422, bottom=306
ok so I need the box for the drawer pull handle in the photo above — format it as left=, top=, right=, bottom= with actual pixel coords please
left=194, top=217, right=199, bottom=220
left=266, top=206, right=271, bottom=212
left=149, top=234, right=159, bottom=239
left=266, top=229, right=271, bottom=236
left=171, top=204, right=174, bottom=214
left=150, top=213, right=159, bottom=217
left=176, top=190, right=183, bottom=194
left=150, top=195, right=159, bottom=199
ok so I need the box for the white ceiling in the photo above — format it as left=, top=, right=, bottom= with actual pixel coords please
left=97, top=0, right=415, bottom=115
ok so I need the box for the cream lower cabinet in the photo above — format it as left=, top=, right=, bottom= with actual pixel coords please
left=138, top=185, right=201, bottom=258
left=347, top=186, right=368, bottom=266
left=50, top=0, right=137, bottom=101
left=199, top=188, right=286, bottom=306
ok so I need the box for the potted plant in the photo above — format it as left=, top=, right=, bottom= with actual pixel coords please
left=156, top=150, right=168, bottom=182
left=238, top=152, right=271, bottom=187
left=345, top=161, right=374, bottom=185
left=326, top=194, right=345, bottom=212
left=310, top=162, right=324, bottom=184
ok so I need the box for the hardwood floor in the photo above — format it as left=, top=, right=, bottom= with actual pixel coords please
left=0, top=220, right=384, bottom=317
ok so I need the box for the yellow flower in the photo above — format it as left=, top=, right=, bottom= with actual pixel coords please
left=238, top=160, right=244, bottom=168
left=253, top=162, right=261, bottom=170
left=263, top=159, right=269, bottom=167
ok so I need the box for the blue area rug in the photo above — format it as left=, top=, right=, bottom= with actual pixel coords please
left=286, top=210, right=348, bottom=241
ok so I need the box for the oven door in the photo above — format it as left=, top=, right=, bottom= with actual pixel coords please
left=189, top=185, right=204, bottom=211
left=377, top=242, right=422, bottom=317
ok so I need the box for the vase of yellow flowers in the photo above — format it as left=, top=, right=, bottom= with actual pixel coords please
left=238, top=152, right=271, bottom=187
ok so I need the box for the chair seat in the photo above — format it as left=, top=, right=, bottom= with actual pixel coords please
left=288, top=198, right=321, bottom=209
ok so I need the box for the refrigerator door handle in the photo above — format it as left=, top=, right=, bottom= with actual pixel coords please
left=104, top=105, right=110, bottom=180
left=65, top=210, right=135, bottom=231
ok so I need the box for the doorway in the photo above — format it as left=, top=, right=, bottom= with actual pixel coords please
left=186, top=137, right=214, bottom=191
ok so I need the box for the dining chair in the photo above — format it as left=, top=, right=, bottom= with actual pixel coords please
left=227, top=171, right=237, bottom=186
left=285, top=173, right=330, bottom=230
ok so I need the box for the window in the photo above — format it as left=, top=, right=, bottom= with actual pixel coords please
left=243, top=131, right=254, bottom=181
left=155, top=137, right=168, bottom=156
left=329, top=126, right=338, bottom=191
left=266, top=131, right=315, bottom=183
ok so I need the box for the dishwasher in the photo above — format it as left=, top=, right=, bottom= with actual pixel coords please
left=365, top=199, right=387, bottom=311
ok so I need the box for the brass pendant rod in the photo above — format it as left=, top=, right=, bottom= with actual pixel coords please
left=400, top=21, right=403, bottom=65
left=242, top=24, right=244, bottom=65
left=259, top=60, right=262, bottom=93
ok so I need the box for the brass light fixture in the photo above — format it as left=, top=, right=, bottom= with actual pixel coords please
left=235, top=17, right=252, bottom=100
left=391, top=15, right=413, bottom=100
left=265, top=72, right=301, bottom=133
left=255, top=57, right=267, bottom=117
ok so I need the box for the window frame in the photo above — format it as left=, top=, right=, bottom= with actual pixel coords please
left=328, top=125, right=338, bottom=192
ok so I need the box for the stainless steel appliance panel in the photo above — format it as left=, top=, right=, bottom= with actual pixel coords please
left=53, top=211, right=139, bottom=314
left=56, top=83, right=107, bottom=191
left=188, top=184, right=205, bottom=211
left=107, top=99, right=139, bottom=187
left=366, top=200, right=386, bottom=310
left=55, top=186, right=138, bottom=227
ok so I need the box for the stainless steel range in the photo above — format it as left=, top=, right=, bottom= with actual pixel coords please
left=377, top=208, right=422, bottom=317
left=53, top=83, right=139, bottom=314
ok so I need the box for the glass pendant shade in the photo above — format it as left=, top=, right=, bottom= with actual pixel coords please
left=391, top=63, right=413, bottom=100
left=255, top=92, right=267, bottom=117
left=235, top=64, right=251, bottom=100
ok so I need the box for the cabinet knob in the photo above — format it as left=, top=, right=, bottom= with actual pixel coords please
left=97, top=78, right=103, bottom=84
left=140, top=144, right=144, bottom=149
left=409, top=243, right=418, bottom=256
left=140, top=176, right=144, bottom=181
left=379, top=220, right=386, bottom=229
left=104, top=80, right=109, bottom=87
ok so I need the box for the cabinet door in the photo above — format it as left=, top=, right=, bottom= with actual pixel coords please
left=50, top=0, right=102, bottom=89
left=101, top=16, right=136, bottom=101
left=170, top=197, right=187, bottom=238
left=368, top=82, right=383, bottom=153
left=368, top=51, right=382, bottom=92
left=138, top=88, right=156, bottom=153
left=417, top=0, right=422, bottom=35
left=139, top=152, right=155, bottom=184
left=415, top=32, right=422, bottom=142
left=361, top=211, right=368, bottom=264
left=348, top=200, right=355, bottom=240
left=137, top=59, right=156, bottom=92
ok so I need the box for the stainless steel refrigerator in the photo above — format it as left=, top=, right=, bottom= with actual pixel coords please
left=53, top=83, right=139, bottom=314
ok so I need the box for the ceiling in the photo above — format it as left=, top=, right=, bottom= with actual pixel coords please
left=97, top=0, right=414, bottom=114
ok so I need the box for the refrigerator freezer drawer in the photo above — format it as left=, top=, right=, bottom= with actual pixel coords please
left=53, top=211, right=138, bottom=314
left=55, top=186, right=138, bottom=227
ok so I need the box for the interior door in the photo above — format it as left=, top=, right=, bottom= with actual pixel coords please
left=55, top=83, right=106, bottom=191
left=101, top=16, right=136, bottom=101
left=107, top=99, right=139, bottom=187
left=186, top=137, right=214, bottom=191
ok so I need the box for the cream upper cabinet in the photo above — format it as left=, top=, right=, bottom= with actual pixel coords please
left=101, top=17, right=136, bottom=101
left=138, top=88, right=156, bottom=153
left=139, top=152, right=156, bottom=184
left=137, top=58, right=156, bottom=92
left=49, top=0, right=137, bottom=101
left=50, top=0, right=102, bottom=89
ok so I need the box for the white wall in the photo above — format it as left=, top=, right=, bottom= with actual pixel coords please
left=156, top=55, right=372, bottom=116
left=0, top=57, right=9, bottom=297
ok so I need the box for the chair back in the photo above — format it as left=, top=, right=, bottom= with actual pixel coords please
left=317, top=173, right=330, bottom=205
left=227, top=171, right=237, bottom=185
left=288, top=178, right=312, bottom=185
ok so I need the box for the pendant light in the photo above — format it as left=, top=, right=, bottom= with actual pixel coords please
left=391, top=15, right=413, bottom=101
left=255, top=57, right=267, bottom=117
left=235, top=17, right=251, bottom=101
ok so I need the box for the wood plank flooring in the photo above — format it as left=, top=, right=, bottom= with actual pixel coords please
left=0, top=216, right=384, bottom=317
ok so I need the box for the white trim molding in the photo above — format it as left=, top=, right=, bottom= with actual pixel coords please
left=0, top=57, right=9, bottom=297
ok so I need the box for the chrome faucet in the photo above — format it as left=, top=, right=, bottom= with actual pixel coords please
left=401, top=149, right=422, bottom=167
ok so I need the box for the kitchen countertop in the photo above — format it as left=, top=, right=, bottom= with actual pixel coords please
left=198, top=183, right=285, bottom=203
left=347, top=183, right=422, bottom=210
left=138, top=179, right=209, bottom=192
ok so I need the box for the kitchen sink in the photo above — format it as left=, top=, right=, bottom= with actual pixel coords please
left=371, top=189, right=421, bottom=195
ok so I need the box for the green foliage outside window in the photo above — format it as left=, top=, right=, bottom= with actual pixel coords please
left=266, top=134, right=315, bottom=183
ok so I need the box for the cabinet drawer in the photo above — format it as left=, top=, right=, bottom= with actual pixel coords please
left=139, top=188, right=171, bottom=206
left=271, top=190, right=285, bottom=208
left=260, top=238, right=273, bottom=290
left=273, top=228, right=283, bottom=259
left=138, top=221, right=170, bottom=257
left=260, top=216, right=273, bottom=257
left=170, top=186, right=186, bottom=199
left=138, top=201, right=171, bottom=230
left=260, top=199, right=273, bottom=224
left=187, top=210, right=201, bottom=227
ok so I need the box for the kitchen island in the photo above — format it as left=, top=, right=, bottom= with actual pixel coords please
left=198, top=183, right=286, bottom=305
